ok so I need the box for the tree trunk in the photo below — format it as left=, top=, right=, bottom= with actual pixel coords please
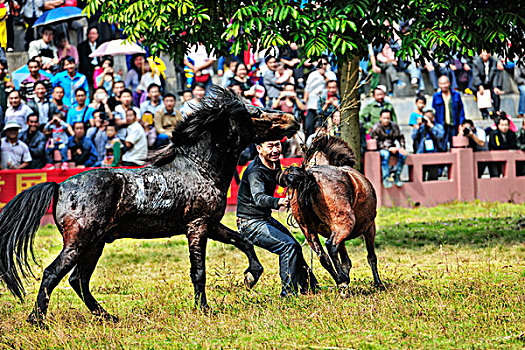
left=339, top=55, right=362, bottom=170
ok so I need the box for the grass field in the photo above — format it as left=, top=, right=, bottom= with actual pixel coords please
left=0, top=201, right=524, bottom=349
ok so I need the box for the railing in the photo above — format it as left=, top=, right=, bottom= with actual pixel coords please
left=364, top=137, right=525, bottom=207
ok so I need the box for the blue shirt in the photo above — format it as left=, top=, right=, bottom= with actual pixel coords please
left=66, top=106, right=95, bottom=126
left=52, top=71, right=90, bottom=107
left=409, top=112, right=422, bottom=126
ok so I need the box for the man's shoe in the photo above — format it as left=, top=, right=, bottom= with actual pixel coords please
left=6, top=48, right=14, bottom=52
left=61, top=162, right=69, bottom=171
left=383, top=178, right=393, bottom=189
left=394, top=175, right=403, bottom=187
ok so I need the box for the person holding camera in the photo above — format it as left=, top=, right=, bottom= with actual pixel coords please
left=317, top=80, right=340, bottom=121
left=488, top=116, right=517, bottom=177
left=43, top=112, right=73, bottom=170
left=271, top=83, right=305, bottom=116
left=67, top=121, right=98, bottom=168
left=88, top=87, right=114, bottom=121
left=458, top=119, right=488, bottom=152
left=412, top=108, right=444, bottom=180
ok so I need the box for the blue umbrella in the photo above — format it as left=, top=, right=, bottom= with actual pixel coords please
left=33, top=7, right=85, bottom=28
left=11, top=65, right=54, bottom=90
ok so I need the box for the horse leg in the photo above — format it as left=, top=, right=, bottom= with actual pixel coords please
left=338, top=246, right=352, bottom=282
left=187, top=220, right=209, bottom=310
left=364, top=223, right=385, bottom=290
left=27, top=246, right=80, bottom=325
left=209, top=223, right=264, bottom=289
left=68, top=241, right=117, bottom=322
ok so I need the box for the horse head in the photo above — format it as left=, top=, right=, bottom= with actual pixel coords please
left=277, top=166, right=309, bottom=190
left=247, top=107, right=299, bottom=145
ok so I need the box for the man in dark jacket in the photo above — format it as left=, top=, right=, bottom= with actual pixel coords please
left=488, top=116, right=517, bottom=177
left=237, top=140, right=317, bottom=297
left=19, top=114, right=47, bottom=169
left=470, top=50, right=504, bottom=118
left=432, top=76, right=465, bottom=150
left=67, top=122, right=98, bottom=167
left=77, top=26, right=102, bottom=94
left=370, top=109, right=407, bottom=188
left=27, top=81, right=58, bottom=127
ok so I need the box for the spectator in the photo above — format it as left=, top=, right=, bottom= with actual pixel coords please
left=180, top=83, right=205, bottom=116
left=94, top=56, right=121, bottom=92
left=140, top=83, right=163, bottom=116
left=5, top=90, right=33, bottom=132
left=304, top=57, right=337, bottom=139
left=154, top=93, right=182, bottom=147
left=86, top=111, right=109, bottom=165
left=360, top=86, right=397, bottom=132
left=50, top=85, right=69, bottom=119
left=21, top=0, right=43, bottom=50
left=19, top=114, right=46, bottom=169
left=52, top=56, right=90, bottom=107
left=515, top=64, right=525, bottom=119
left=141, top=111, right=156, bottom=148
left=107, top=80, right=125, bottom=110
left=66, top=88, right=95, bottom=127
left=0, top=122, right=31, bottom=169
left=0, top=53, right=13, bottom=111
left=317, top=80, right=340, bottom=121
left=136, top=59, right=162, bottom=103
left=67, top=122, right=98, bottom=168
left=220, top=60, right=238, bottom=87
left=370, top=109, right=406, bottom=188
left=408, top=95, right=426, bottom=129
left=488, top=116, right=517, bottom=177
left=458, top=119, right=489, bottom=177
left=327, top=110, right=341, bottom=137
left=122, top=109, right=147, bottom=166
left=432, top=76, right=465, bottom=150
left=412, top=109, right=444, bottom=181
left=182, top=89, right=193, bottom=103
left=229, top=62, right=256, bottom=98
left=78, top=26, right=102, bottom=94
left=101, top=121, right=122, bottom=167
left=376, top=43, right=405, bottom=95
left=271, top=83, right=304, bottom=117
left=184, top=43, right=216, bottom=89
left=56, top=32, right=79, bottom=64
left=27, top=81, right=57, bottom=126
left=43, top=112, right=73, bottom=170
left=275, top=62, right=294, bottom=87
left=262, top=56, right=280, bottom=105
left=28, top=26, right=59, bottom=70
left=114, top=88, right=140, bottom=138
left=406, top=61, right=425, bottom=95
left=124, top=53, right=145, bottom=104
left=19, top=57, right=53, bottom=101
left=517, top=118, right=525, bottom=151
left=470, top=50, right=503, bottom=119
left=88, top=87, right=114, bottom=121
left=426, top=60, right=459, bottom=92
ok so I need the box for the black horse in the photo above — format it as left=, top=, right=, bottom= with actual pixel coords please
left=0, top=86, right=299, bottom=324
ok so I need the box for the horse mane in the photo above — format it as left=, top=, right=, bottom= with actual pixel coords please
left=149, top=85, right=253, bottom=166
left=304, top=135, right=356, bottom=167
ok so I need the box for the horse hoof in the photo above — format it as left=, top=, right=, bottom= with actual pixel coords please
left=337, top=282, right=349, bottom=290
left=102, top=314, right=119, bottom=323
left=27, top=313, right=48, bottom=330
left=375, top=283, right=386, bottom=291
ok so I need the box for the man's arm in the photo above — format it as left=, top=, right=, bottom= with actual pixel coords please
left=248, top=172, right=279, bottom=209
left=154, top=110, right=168, bottom=134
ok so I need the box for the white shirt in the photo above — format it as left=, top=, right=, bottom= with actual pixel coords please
left=185, top=44, right=216, bottom=75
left=89, top=41, right=98, bottom=65
left=5, top=104, right=34, bottom=132
left=304, top=70, right=337, bottom=110
left=114, top=105, right=141, bottom=139
left=122, top=121, right=147, bottom=165
left=1, top=138, right=32, bottom=169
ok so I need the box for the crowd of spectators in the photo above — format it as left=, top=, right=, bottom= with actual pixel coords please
left=0, top=9, right=524, bottom=181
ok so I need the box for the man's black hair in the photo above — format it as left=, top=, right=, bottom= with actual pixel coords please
left=147, top=83, right=161, bottom=93
left=264, top=55, right=276, bottom=64
left=27, top=57, right=41, bottom=67
left=75, top=87, right=86, bottom=95
left=462, top=119, right=475, bottom=127
left=193, top=83, right=206, bottom=90
left=120, top=88, right=133, bottom=96
left=41, top=26, right=54, bottom=34
left=26, top=113, right=38, bottom=122
left=34, top=81, right=47, bottom=90
left=380, top=108, right=392, bottom=117
left=72, top=121, right=85, bottom=129
left=62, top=56, right=76, bottom=65
left=415, top=94, right=426, bottom=104
left=164, top=93, right=176, bottom=100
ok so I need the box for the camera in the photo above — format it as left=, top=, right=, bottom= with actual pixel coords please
left=463, top=126, right=472, bottom=136
left=99, top=112, right=109, bottom=121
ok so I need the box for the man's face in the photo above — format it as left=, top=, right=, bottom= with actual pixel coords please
left=284, top=84, right=295, bottom=93
left=41, top=30, right=53, bottom=44
left=125, top=110, right=136, bottom=124
left=317, top=59, right=328, bottom=74
left=374, top=89, right=385, bottom=104
left=75, top=91, right=87, bottom=106
left=193, top=87, right=205, bottom=99
left=148, top=86, right=160, bottom=101
left=28, top=62, right=40, bottom=76
left=380, top=112, right=391, bottom=127
left=498, top=119, right=509, bottom=133
left=88, top=28, right=98, bottom=43
left=64, top=60, right=76, bottom=74
left=276, top=65, right=284, bottom=75
left=481, top=50, right=490, bottom=62
left=8, top=92, right=21, bottom=108
left=164, top=97, right=176, bottom=111
left=257, top=140, right=282, bottom=163
left=327, top=82, right=338, bottom=96
left=6, top=129, right=19, bottom=141
left=35, top=84, right=46, bottom=99
left=438, top=77, right=450, bottom=93
left=27, top=116, right=39, bottom=132
left=424, top=112, right=435, bottom=123
left=120, top=92, right=132, bottom=106
left=106, top=126, right=116, bottom=138
left=266, top=58, right=276, bottom=71
left=416, top=99, right=426, bottom=111
left=113, top=82, right=125, bottom=98
left=53, top=87, right=64, bottom=101
left=182, top=92, right=193, bottom=102
left=74, top=123, right=85, bottom=138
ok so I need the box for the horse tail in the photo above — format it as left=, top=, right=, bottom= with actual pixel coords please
left=0, top=182, right=58, bottom=301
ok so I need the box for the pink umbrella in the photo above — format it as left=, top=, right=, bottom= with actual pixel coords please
left=89, top=39, right=146, bottom=57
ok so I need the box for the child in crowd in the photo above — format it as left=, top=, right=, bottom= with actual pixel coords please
left=408, top=95, right=426, bottom=128
left=43, top=112, right=74, bottom=170
left=102, top=121, right=122, bottom=167
left=328, top=110, right=342, bottom=137
left=182, top=90, right=193, bottom=103
left=141, top=111, right=157, bottom=148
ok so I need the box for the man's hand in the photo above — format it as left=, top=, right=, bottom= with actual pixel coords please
left=463, top=63, right=471, bottom=71
left=388, top=146, right=398, bottom=154
left=494, top=87, right=502, bottom=95
left=372, top=64, right=381, bottom=74
left=278, top=197, right=290, bottom=207
left=399, top=148, right=408, bottom=156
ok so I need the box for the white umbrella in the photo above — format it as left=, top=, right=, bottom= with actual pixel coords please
left=89, top=39, right=146, bottom=58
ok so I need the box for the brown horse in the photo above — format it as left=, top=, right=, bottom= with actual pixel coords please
left=278, top=136, right=384, bottom=290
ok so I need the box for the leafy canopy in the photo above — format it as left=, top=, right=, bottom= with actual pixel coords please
left=86, top=0, right=524, bottom=62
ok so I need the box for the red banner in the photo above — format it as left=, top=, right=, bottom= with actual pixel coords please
left=0, top=158, right=303, bottom=210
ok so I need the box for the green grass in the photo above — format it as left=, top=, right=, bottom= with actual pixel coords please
left=0, top=201, right=524, bottom=349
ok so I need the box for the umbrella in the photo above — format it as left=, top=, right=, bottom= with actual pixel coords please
left=11, top=65, right=54, bottom=90
left=89, top=39, right=146, bottom=58
left=33, top=7, right=85, bottom=28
